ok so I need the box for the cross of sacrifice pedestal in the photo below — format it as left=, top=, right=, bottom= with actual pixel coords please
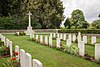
left=25, top=11, right=34, bottom=35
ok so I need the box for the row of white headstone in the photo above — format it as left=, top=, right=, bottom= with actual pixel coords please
left=0, top=34, right=13, bottom=57
left=15, top=46, right=42, bottom=67
left=0, top=34, right=42, bottom=67
left=30, top=33, right=100, bottom=60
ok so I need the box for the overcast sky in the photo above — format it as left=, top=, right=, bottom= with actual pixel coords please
left=61, top=0, right=100, bottom=24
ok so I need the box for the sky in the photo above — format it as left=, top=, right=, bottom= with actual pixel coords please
left=61, top=0, right=100, bottom=25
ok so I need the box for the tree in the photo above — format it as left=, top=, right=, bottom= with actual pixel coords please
left=0, top=0, right=64, bottom=29
left=71, top=9, right=88, bottom=29
left=64, top=18, right=71, bottom=29
left=91, top=20, right=100, bottom=29
left=98, top=13, right=100, bottom=20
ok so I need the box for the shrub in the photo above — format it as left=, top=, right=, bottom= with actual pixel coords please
left=58, top=29, right=100, bottom=34
left=0, top=46, right=10, bottom=56
left=63, top=45, right=79, bottom=56
left=15, top=32, right=26, bottom=36
left=2, top=52, right=20, bottom=67
left=0, top=41, right=4, bottom=47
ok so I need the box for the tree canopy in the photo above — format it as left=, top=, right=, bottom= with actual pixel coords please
left=70, top=9, right=89, bottom=29
left=0, top=0, right=64, bottom=29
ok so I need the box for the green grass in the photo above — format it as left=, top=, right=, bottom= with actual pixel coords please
left=0, top=34, right=99, bottom=67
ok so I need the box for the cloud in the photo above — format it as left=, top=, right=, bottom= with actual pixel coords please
left=61, top=0, right=100, bottom=24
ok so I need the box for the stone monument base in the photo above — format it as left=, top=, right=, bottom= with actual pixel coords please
left=25, top=26, right=34, bottom=35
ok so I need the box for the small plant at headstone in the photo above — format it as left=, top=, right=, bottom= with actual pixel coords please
left=2, top=52, right=20, bottom=67
left=15, top=32, right=26, bottom=36
left=63, top=45, right=79, bottom=56
left=32, top=38, right=36, bottom=41
left=0, top=41, right=4, bottom=47
left=0, top=46, right=10, bottom=56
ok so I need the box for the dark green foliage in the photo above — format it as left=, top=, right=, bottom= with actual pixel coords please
left=64, top=18, right=71, bottom=29
left=0, top=0, right=64, bottom=29
left=63, top=45, right=79, bottom=56
left=71, top=9, right=89, bottom=29
left=91, top=20, right=100, bottom=29
left=15, top=32, right=26, bottom=36
left=0, top=46, right=10, bottom=56
left=0, top=41, right=4, bottom=47
left=58, top=29, right=100, bottom=34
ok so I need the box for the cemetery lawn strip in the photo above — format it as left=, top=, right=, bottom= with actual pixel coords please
left=3, top=34, right=100, bottom=67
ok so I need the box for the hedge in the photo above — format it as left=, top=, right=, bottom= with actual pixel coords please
left=58, top=29, right=100, bottom=34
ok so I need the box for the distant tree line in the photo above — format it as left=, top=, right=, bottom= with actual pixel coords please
left=0, top=0, right=64, bottom=29
left=64, top=9, right=100, bottom=29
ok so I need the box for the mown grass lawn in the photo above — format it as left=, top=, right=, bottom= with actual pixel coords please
left=0, top=34, right=99, bottom=67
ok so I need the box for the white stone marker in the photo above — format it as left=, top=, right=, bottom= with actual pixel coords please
left=60, top=34, right=63, bottom=39
left=50, top=33, right=52, bottom=38
left=78, top=41, right=85, bottom=56
left=95, top=43, right=100, bottom=60
left=36, top=35, right=39, bottom=41
left=5, top=38, right=9, bottom=47
left=91, top=36, right=96, bottom=44
left=33, top=59, right=42, bottom=67
left=25, top=11, right=34, bottom=35
left=25, top=53, right=32, bottom=67
left=83, top=36, right=87, bottom=44
left=72, top=34, right=76, bottom=42
left=56, top=38, right=60, bottom=48
left=78, top=35, right=81, bottom=43
left=66, top=39, right=71, bottom=47
left=15, top=46, right=19, bottom=60
left=63, top=34, right=66, bottom=41
left=49, top=37, right=52, bottom=46
left=9, top=41, right=13, bottom=57
left=1, top=36, right=6, bottom=45
left=68, top=34, right=71, bottom=41
left=20, top=49, right=26, bottom=67
left=30, top=34, right=33, bottom=39
left=40, top=35, right=43, bottom=43
left=57, top=34, right=59, bottom=38
left=45, top=36, right=48, bottom=45
left=53, top=33, right=56, bottom=38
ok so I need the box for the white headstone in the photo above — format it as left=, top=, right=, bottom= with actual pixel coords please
left=60, top=34, right=63, bottom=39
left=40, top=35, right=43, bottom=43
left=66, top=39, right=71, bottom=47
left=63, top=34, right=66, bottom=41
left=95, top=43, right=100, bottom=60
left=25, top=53, right=32, bottom=67
left=20, top=49, right=26, bottom=67
left=33, top=59, right=42, bottom=67
left=57, top=34, right=59, bottom=38
left=78, top=41, right=85, bottom=56
left=72, top=34, right=76, bottom=42
left=49, top=37, right=52, bottom=46
left=30, top=34, right=33, bottom=39
left=5, top=38, right=9, bottom=47
left=15, top=46, right=19, bottom=60
left=91, top=36, right=96, bottom=44
left=83, top=36, right=87, bottom=44
left=78, top=35, right=81, bottom=43
left=10, top=41, right=13, bottom=57
left=45, top=36, right=48, bottom=45
left=68, top=34, right=71, bottom=41
left=56, top=38, right=60, bottom=48
left=50, top=33, right=52, bottom=38
left=36, top=35, right=39, bottom=41
left=53, top=33, right=56, bottom=38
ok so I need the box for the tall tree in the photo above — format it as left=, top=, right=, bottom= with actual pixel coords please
left=98, top=13, right=100, bottom=20
left=91, top=20, right=100, bottom=29
left=64, top=18, right=71, bottom=29
left=71, top=9, right=88, bottom=29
